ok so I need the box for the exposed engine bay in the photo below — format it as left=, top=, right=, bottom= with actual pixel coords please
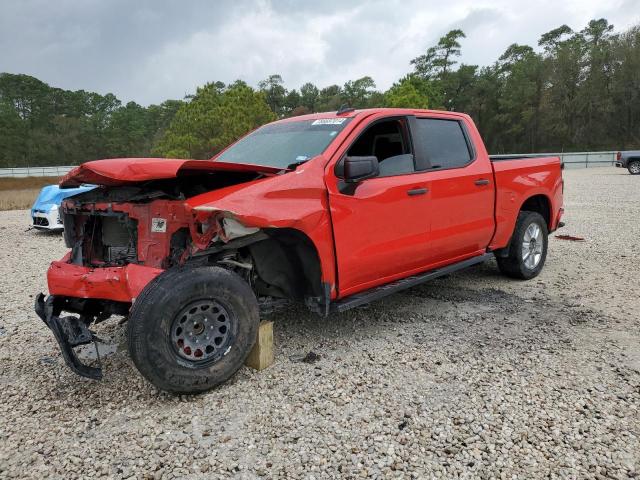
left=61, top=171, right=263, bottom=269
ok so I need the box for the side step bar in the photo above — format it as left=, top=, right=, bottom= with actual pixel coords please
left=330, top=253, right=493, bottom=313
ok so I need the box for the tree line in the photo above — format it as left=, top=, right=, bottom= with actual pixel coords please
left=0, top=18, right=638, bottom=167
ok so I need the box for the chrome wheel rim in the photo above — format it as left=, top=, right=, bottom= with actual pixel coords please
left=630, top=162, right=640, bottom=174
left=171, top=300, right=232, bottom=363
left=522, top=223, right=543, bottom=270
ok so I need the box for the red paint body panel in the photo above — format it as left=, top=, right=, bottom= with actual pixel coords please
left=489, top=157, right=564, bottom=250
left=46, top=108, right=563, bottom=306
left=60, top=158, right=282, bottom=187
left=187, top=158, right=339, bottom=297
left=417, top=113, right=495, bottom=265
left=325, top=111, right=434, bottom=294
left=324, top=110, right=561, bottom=297
left=48, top=254, right=163, bottom=302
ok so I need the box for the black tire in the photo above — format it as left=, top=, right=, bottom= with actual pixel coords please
left=495, top=211, right=548, bottom=280
left=628, top=160, right=640, bottom=175
left=127, top=266, right=259, bottom=394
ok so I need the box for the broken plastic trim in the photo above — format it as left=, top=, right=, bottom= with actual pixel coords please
left=34, top=294, right=103, bottom=380
left=220, top=217, right=259, bottom=242
left=189, top=213, right=261, bottom=252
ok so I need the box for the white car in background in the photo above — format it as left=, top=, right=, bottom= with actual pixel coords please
left=31, top=184, right=95, bottom=231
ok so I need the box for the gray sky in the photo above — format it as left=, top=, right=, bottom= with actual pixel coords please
left=2, top=0, right=639, bottom=105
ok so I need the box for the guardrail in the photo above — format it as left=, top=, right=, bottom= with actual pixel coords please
left=0, top=151, right=619, bottom=178
left=490, top=151, right=616, bottom=169
left=0, top=166, right=76, bottom=178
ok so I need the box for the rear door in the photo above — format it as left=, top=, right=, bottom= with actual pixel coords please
left=411, top=116, right=495, bottom=266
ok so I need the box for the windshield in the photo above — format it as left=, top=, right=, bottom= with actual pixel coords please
left=216, top=118, right=352, bottom=169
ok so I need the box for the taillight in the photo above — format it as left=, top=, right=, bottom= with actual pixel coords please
left=617, top=151, right=622, bottom=161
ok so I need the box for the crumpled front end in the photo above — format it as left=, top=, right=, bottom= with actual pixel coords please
left=36, top=160, right=273, bottom=379
left=38, top=195, right=196, bottom=378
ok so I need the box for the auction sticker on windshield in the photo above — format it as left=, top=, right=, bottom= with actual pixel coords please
left=311, top=119, right=347, bottom=125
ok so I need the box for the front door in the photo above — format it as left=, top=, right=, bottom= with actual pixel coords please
left=327, top=116, right=433, bottom=297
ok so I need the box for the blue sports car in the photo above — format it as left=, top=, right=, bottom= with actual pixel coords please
left=31, top=184, right=95, bottom=230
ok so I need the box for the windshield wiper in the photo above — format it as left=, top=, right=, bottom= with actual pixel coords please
left=286, top=159, right=309, bottom=170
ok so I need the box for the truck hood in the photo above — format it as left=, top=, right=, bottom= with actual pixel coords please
left=59, top=158, right=283, bottom=187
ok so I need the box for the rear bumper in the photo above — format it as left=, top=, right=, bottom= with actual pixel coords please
left=47, top=258, right=164, bottom=303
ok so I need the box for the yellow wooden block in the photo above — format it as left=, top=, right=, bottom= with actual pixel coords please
left=245, top=321, right=274, bottom=371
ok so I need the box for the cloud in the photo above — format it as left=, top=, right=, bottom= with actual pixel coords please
left=1, top=0, right=639, bottom=105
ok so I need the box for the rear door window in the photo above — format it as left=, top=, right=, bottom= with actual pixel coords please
left=413, top=118, right=472, bottom=169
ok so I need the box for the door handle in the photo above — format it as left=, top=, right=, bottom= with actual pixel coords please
left=407, top=187, right=428, bottom=196
left=474, top=179, right=490, bottom=186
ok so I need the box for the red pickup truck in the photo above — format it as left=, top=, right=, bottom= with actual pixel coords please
left=36, top=108, right=564, bottom=393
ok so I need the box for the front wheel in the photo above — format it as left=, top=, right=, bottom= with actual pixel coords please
left=495, top=211, right=548, bottom=280
left=628, top=160, right=640, bottom=175
left=127, top=266, right=259, bottom=394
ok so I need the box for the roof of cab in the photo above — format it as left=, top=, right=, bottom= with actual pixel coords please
left=272, top=107, right=470, bottom=124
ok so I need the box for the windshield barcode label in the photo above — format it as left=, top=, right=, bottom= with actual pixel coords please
left=312, top=118, right=346, bottom=125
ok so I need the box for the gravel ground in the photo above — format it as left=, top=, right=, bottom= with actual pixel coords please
left=0, top=166, right=639, bottom=479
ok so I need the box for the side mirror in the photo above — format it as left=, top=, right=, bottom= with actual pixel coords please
left=340, top=156, right=379, bottom=183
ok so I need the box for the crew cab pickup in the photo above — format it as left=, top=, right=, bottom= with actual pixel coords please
left=35, top=108, right=564, bottom=393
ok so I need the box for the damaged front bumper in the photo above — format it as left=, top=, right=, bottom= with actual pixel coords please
left=38, top=259, right=164, bottom=379
left=47, top=256, right=163, bottom=303
left=35, top=294, right=103, bottom=380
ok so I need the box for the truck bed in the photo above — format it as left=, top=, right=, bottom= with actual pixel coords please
left=488, top=155, right=563, bottom=251
left=489, top=155, right=553, bottom=161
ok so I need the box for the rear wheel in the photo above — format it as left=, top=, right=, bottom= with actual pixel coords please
left=496, top=211, right=548, bottom=280
left=628, top=160, right=640, bottom=175
left=127, top=266, right=259, bottom=394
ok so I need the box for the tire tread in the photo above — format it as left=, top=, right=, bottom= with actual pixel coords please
left=496, top=211, right=548, bottom=280
left=127, top=266, right=259, bottom=394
